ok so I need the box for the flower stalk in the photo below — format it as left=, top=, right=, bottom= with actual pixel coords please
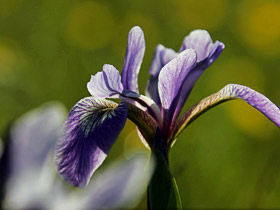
left=148, top=131, right=182, bottom=209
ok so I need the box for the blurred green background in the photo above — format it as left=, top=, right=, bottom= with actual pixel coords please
left=1, top=0, right=280, bottom=208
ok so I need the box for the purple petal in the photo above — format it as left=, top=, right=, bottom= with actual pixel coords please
left=172, top=84, right=280, bottom=141
left=87, top=64, right=123, bottom=98
left=171, top=32, right=225, bottom=121
left=149, top=44, right=177, bottom=77
left=158, top=49, right=197, bottom=109
left=5, top=102, right=67, bottom=209
left=208, top=41, right=225, bottom=65
left=121, top=26, right=145, bottom=93
left=145, top=77, right=161, bottom=106
left=85, top=154, right=153, bottom=209
left=56, top=154, right=154, bottom=210
left=180, top=30, right=212, bottom=62
left=55, top=97, right=127, bottom=188
left=146, top=45, right=177, bottom=106
left=10, top=102, right=66, bottom=177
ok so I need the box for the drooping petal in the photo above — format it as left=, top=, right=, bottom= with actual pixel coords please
left=87, top=64, right=123, bottom=98
left=146, top=45, right=177, bottom=106
left=121, top=26, right=145, bottom=93
left=158, top=49, right=197, bottom=109
left=172, top=84, right=280, bottom=142
left=55, top=97, right=127, bottom=188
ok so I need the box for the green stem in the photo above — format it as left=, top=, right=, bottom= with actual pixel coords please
left=148, top=144, right=182, bottom=209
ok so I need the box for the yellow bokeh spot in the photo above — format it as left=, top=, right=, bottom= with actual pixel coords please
left=172, top=0, right=228, bottom=30
left=122, top=121, right=147, bottom=158
left=65, top=1, right=115, bottom=50
left=237, top=0, right=280, bottom=56
left=225, top=100, right=278, bottom=139
left=0, top=43, right=17, bottom=81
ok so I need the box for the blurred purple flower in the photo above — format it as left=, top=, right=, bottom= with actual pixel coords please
left=55, top=26, right=280, bottom=188
left=3, top=102, right=151, bottom=210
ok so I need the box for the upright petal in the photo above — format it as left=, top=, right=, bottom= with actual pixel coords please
left=55, top=97, right=127, bottom=187
left=158, top=49, right=197, bottom=109
left=149, top=44, right=177, bottom=77
left=180, top=29, right=224, bottom=64
left=121, top=26, right=145, bottom=93
left=172, top=84, right=280, bottom=142
left=146, top=45, right=177, bottom=106
left=145, top=77, right=161, bottom=106
left=87, top=64, right=123, bottom=98
left=171, top=31, right=225, bottom=121
left=208, top=41, right=225, bottom=65
left=180, top=30, right=212, bottom=62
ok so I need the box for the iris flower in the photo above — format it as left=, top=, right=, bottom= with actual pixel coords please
left=55, top=26, right=280, bottom=207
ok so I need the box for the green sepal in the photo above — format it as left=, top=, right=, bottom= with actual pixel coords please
left=148, top=147, right=182, bottom=210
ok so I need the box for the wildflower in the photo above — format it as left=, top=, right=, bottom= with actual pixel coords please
left=55, top=26, right=280, bottom=207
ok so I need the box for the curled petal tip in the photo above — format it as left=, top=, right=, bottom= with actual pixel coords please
left=87, top=65, right=123, bottom=99
left=181, top=29, right=225, bottom=64
left=224, top=84, right=280, bottom=127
